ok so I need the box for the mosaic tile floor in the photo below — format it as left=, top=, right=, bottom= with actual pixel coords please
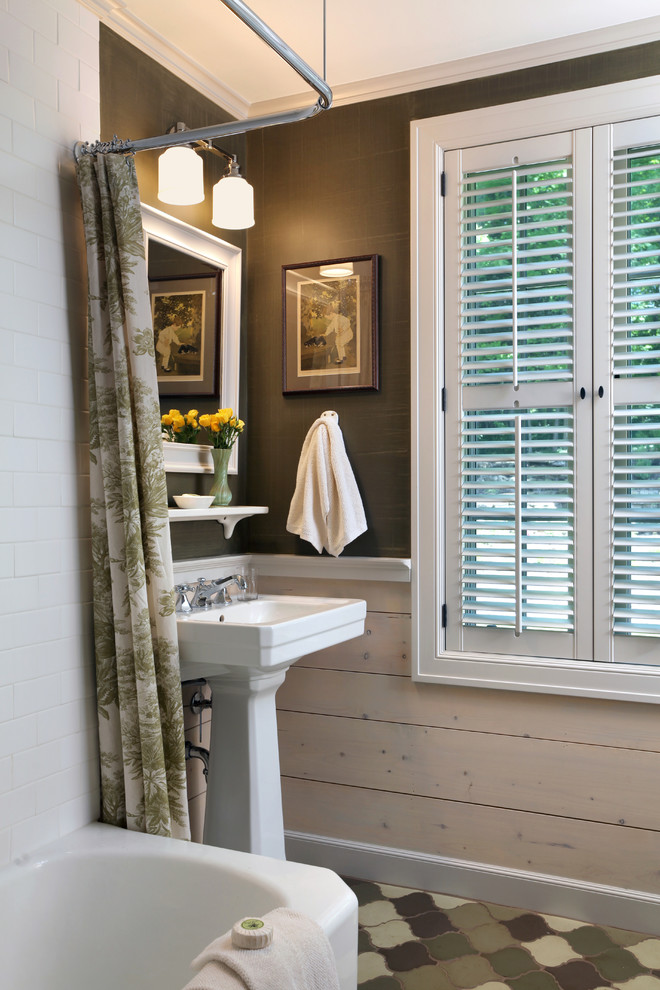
left=345, top=879, right=660, bottom=990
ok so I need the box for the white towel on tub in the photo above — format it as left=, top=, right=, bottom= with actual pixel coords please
left=182, top=907, right=340, bottom=990
left=286, top=410, right=367, bottom=557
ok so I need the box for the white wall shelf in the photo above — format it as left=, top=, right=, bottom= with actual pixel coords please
left=168, top=506, right=268, bottom=539
left=163, top=441, right=213, bottom=474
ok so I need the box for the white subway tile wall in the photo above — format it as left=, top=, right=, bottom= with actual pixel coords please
left=0, top=0, right=101, bottom=866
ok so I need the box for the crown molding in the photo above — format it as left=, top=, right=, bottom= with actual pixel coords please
left=249, top=14, right=660, bottom=117
left=81, top=3, right=660, bottom=121
left=78, top=0, right=250, bottom=120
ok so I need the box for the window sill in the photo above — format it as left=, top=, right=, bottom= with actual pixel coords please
left=413, top=650, right=660, bottom=704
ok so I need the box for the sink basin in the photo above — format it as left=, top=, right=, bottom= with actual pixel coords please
left=177, top=594, right=366, bottom=677
left=175, top=593, right=366, bottom=859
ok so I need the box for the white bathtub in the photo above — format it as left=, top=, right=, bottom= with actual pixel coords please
left=1, top=823, right=358, bottom=990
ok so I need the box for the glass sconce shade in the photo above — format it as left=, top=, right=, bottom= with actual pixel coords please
left=212, top=175, right=255, bottom=230
left=158, top=147, right=205, bottom=206
left=319, top=262, right=354, bottom=277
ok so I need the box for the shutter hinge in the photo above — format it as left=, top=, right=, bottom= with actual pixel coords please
left=440, top=171, right=446, bottom=197
left=441, top=386, right=446, bottom=412
left=441, top=603, right=447, bottom=628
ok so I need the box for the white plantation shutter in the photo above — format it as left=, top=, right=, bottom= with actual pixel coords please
left=414, top=88, right=660, bottom=695
left=598, top=125, right=660, bottom=664
left=444, top=133, right=590, bottom=660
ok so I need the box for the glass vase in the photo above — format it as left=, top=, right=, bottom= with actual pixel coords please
left=210, top=447, right=232, bottom=506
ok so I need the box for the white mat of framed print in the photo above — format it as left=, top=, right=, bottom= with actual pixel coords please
left=282, top=255, right=378, bottom=394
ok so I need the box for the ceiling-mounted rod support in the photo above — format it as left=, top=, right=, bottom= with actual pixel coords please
left=220, top=0, right=331, bottom=110
left=74, top=0, right=332, bottom=162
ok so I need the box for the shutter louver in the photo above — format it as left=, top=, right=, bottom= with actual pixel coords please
left=612, top=144, right=660, bottom=377
left=462, top=408, right=574, bottom=634
left=461, top=161, right=574, bottom=386
left=610, top=138, right=660, bottom=654
left=612, top=405, right=660, bottom=639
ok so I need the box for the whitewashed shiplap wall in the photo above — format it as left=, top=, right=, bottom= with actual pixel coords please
left=265, top=567, right=660, bottom=927
left=0, top=0, right=101, bottom=866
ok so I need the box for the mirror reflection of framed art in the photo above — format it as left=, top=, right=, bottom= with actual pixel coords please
left=150, top=271, right=221, bottom=396
left=282, top=255, right=379, bottom=394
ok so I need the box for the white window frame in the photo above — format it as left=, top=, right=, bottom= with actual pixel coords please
left=411, top=74, right=660, bottom=703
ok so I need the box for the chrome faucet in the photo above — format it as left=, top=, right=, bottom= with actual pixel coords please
left=206, top=573, right=247, bottom=606
left=175, top=574, right=248, bottom=612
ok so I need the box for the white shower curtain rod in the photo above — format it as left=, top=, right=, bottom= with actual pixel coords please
left=74, top=0, right=333, bottom=161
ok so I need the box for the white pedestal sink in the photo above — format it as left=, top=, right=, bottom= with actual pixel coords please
left=177, top=595, right=366, bottom=859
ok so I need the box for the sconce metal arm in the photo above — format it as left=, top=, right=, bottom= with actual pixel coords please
left=74, top=0, right=332, bottom=161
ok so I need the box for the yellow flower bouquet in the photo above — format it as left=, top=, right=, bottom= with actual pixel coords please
left=198, top=409, right=245, bottom=449
left=161, top=408, right=245, bottom=448
left=161, top=409, right=201, bottom=444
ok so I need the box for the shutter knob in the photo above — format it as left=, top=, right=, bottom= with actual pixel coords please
left=579, top=387, right=586, bottom=399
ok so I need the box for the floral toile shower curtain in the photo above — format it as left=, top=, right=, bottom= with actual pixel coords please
left=76, top=152, right=190, bottom=840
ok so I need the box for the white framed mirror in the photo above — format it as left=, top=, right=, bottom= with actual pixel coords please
left=142, top=203, right=242, bottom=473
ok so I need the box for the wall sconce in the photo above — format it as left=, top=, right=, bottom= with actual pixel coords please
left=157, top=122, right=254, bottom=230
left=158, top=145, right=205, bottom=206
left=319, top=261, right=354, bottom=277
left=212, top=156, right=254, bottom=230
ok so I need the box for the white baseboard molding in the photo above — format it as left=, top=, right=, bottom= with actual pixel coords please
left=285, top=830, right=660, bottom=936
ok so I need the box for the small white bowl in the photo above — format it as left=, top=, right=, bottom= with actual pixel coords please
left=172, top=494, right=215, bottom=510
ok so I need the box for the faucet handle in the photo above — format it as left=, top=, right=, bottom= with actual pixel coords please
left=175, top=584, right=193, bottom=613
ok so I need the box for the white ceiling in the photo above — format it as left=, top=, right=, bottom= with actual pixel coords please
left=86, top=0, right=660, bottom=117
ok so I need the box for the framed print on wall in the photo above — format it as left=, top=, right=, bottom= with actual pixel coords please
left=282, top=255, right=379, bottom=394
left=150, top=271, right=221, bottom=396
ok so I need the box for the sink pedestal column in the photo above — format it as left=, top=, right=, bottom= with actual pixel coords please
left=203, top=667, right=289, bottom=859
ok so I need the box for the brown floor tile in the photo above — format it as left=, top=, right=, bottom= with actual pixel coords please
left=546, top=960, right=608, bottom=990
left=380, top=941, right=436, bottom=973
left=393, top=892, right=442, bottom=918
left=408, top=911, right=456, bottom=940
left=505, top=914, right=555, bottom=942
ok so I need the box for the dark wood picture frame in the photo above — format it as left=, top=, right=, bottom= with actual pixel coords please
left=150, top=271, right=221, bottom=396
left=282, top=255, right=379, bottom=394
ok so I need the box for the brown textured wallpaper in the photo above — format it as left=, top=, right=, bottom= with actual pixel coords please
left=101, top=26, right=660, bottom=559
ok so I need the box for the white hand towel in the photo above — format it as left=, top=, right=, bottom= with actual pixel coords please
left=182, top=907, right=341, bottom=990
left=286, top=410, right=367, bottom=557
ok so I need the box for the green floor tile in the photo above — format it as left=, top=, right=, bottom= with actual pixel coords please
left=590, top=947, right=646, bottom=982
left=487, top=946, right=540, bottom=979
left=360, top=978, right=402, bottom=990
left=442, top=953, right=500, bottom=988
left=425, top=931, right=478, bottom=962
left=468, top=922, right=517, bottom=954
left=563, top=926, right=616, bottom=957
left=508, top=970, right=563, bottom=990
